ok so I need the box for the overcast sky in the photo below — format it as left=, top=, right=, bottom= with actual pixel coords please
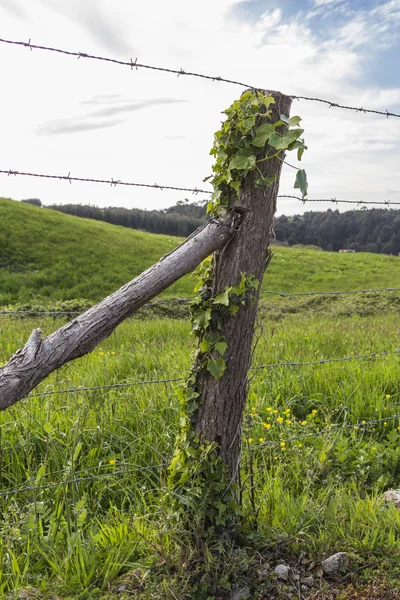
left=0, top=0, right=399, bottom=215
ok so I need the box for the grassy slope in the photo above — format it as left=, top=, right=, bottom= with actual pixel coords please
left=1, top=197, right=399, bottom=306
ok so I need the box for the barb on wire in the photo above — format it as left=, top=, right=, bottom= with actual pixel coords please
left=1, top=169, right=400, bottom=206
left=22, top=348, right=399, bottom=399
left=0, top=37, right=399, bottom=118
left=0, top=462, right=169, bottom=497
left=257, top=413, right=400, bottom=449
left=260, top=287, right=400, bottom=298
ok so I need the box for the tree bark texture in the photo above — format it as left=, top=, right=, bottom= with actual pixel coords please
left=0, top=213, right=244, bottom=410
left=195, top=91, right=292, bottom=479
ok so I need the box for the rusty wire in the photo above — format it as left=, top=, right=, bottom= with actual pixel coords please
left=0, top=37, right=399, bottom=118
left=1, top=169, right=400, bottom=206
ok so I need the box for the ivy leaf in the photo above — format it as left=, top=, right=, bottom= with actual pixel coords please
left=207, top=358, right=226, bottom=379
left=213, top=289, right=230, bottom=305
left=269, top=129, right=304, bottom=150
left=294, top=169, right=308, bottom=198
left=229, top=153, right=256, bottom=171
left=200, top=340, right=211, bottom=353
left=297, top=147, right=305, bottom=162
left=192, top=310, right=211, bottom=330
left=288, top=115, right=302, bottom=127
left=215, top=341, right=228, bottom=356
left=255, top=174, right=276, bottom=188
left=251, top=123, right=275, bottom=148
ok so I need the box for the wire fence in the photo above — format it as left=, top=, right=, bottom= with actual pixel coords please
left=2, top=411, right=399, bottom=497
left=18, top=348, right=398, bottom=400
left=1, top=37, right=399, bottom=118
left=1, top=36, right=400, bottom=508
left=2, top=169, right=400, bottom=207
left=1, top=286, right=399, bottom=318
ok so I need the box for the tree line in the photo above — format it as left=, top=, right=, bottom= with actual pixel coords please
left=46, top=201, right=400, bottom=255
left=47, top=200, right=206, bottom=238
left=274, top=209, right=400, bottom=255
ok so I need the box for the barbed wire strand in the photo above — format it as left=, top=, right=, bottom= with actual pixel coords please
left=2, top=169, right=400, bottom=206
left=2, top=287, right=399, bottom=317
left=0, top=38, right=399, bottom=118
left=0, top=297, right=192, bottom=316
left=22, top=348, right=399, bottom=399
left=257, top=413, right=400, bottom=449
left=2, top=413, right=399, bottom=497
left=0, top=462, right=170, bottom=497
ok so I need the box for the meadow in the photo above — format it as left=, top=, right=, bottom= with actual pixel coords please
left=1, top=308, right=400, bottom=598
left=1, top=197, right=400, bottom=598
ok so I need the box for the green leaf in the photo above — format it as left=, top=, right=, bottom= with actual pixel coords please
left=288, top=115, right=302, bottom=127
left=229, top=153, right=256, bottom=171
left=192, top=309, right=211, bottom=330
left=215, top=341, right=228, bottom=356
left=294, top=169, right=308, bottom=198
left=297, top=147, right=305, bottom=161
left=251, top=123, right=275, bottom=148
left=200, top=340, right=211, bottom=353
left=207, top=358, right=226, bottom=379
left=279, top=114, right=289, bottom=124
left=213, top=289, right=230, bottom=305
left=269, top=129, right=304, bottom=150
left=255, top=174, right=276, bottom=188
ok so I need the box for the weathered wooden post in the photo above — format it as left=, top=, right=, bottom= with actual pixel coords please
left=168, top=89, right=304, bottom=537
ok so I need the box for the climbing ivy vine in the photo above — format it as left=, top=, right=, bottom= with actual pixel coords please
left=167, top=90, right=307, bottom=540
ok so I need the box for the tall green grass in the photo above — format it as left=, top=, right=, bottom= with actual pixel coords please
left=0, top=311, right=399, bottom=597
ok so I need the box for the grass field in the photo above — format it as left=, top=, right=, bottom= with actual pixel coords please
left=1, top=309, right=400, bottom=598
left=1, top=197, right=400, bottom=598
left=1, top=197, right=399, bottom=308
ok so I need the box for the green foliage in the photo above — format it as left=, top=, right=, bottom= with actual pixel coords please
left=1, top=311, right=400, bottom=596
left=205, top=90, right=307, bottom=216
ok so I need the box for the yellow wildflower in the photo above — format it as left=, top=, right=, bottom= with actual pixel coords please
left=383, top=422, right=387, bottom=427
left=247, top=438, right=253, bottom=443
left=263, top=422, right=271, bottom=430
left=277, top=417, right=284, bottom=424
left=286, top=419, right=292, bottom=425
left=259, top=438, right=265, bottom=443
left=273, top=409, right=279, bottom=414
left=311, top=410, right=318, bottom=415
left=109, top=459, right=116, bottom=465
left=298, top=444, right=303, bottom=448
left=386, top=394, right=391, bottom=399
left=301, top=421, right=307, bottom=426
left=280, top=441, right=286, bottom=448
left=267, top=407, right=273, bottom=412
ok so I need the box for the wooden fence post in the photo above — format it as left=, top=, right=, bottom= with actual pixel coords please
left=179, top=90, right=292, bottom=506
left=170, top=90, right=292, bottom=524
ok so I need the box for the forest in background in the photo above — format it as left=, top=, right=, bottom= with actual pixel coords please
left=22, top=199, right=400, bottom=255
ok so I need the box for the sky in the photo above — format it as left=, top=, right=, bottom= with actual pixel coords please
left=0, top=0, right=399, bottom=216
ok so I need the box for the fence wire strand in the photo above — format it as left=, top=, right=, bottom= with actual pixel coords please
left=2, top=169, right=400, bottom=206
left=1, top=37, right=399, bottom=118
left=21, top=348, right=399, bottom=399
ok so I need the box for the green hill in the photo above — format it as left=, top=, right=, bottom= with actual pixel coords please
left=1, top=197, right=399, bottom=308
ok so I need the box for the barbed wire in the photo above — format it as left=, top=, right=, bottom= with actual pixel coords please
left=2, top=287, right=399, bottom=318
left=251, top=348, right=400, bottom=371
left=0, top=37, right=399, bottom=118
left=0, top=297, right=192, bottom=317
left=2, top=412, right=399, bottom=496
left=260, top=287, right=400, bottom=297
left=21, top=348, right=399, bottom=399
left=0, top=461, right=169, bottom=497
left=2, top=168, right=400, bottom=206
left=26, top=378, right=183, bottom=398
left=257, top=413, right=400, bottom=449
